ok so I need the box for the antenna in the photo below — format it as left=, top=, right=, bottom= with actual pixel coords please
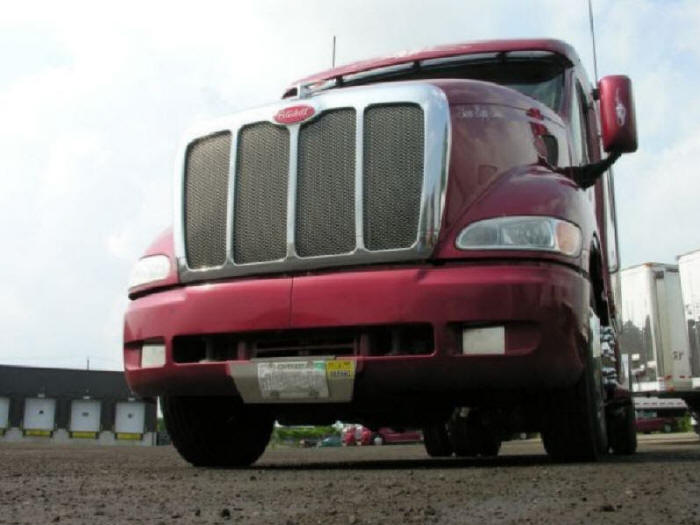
left=332, top=35, right=337, bottom=68
left=588, top=0, right=599, bottom=81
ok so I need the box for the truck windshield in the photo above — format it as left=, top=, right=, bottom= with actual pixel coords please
left=337, top=54, right=566, bottom=112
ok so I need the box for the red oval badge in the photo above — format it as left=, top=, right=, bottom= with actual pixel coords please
left=274, top=105, right=315, bottom=125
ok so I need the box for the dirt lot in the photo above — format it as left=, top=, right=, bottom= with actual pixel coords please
left=1, top=433, right=699, bottom=525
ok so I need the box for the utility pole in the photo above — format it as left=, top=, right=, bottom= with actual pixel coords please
left=87, top=357, right=90, bottom=371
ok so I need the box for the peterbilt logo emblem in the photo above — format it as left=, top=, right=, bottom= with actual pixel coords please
left=274, top=105, right=315, bottom=124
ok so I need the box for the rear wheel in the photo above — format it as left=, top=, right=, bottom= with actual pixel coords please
left=162, top=396, right=273, bottom=467
left=422, top=422, right=453, bottom=457
left=448, top=409, right=502, bottom=457
left=541, top=307, right=608, bottom=462
left=607, top=400, right=637, bottom=455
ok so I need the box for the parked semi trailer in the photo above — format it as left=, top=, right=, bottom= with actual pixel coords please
left=678, top=249, right=700, bottom=417
left=124, top=39, right=639, bottom=466
left=619, top=264, right=693, bottom=392
left=620, top=262, right=700, bottom=419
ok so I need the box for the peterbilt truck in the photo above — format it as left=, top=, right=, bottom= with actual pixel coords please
left=124, top=39, right=639, bottom=466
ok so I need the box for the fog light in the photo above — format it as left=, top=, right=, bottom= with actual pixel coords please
left=141, top=342, right=166, bottom=368
left=462, top=327, right=505, bottom=355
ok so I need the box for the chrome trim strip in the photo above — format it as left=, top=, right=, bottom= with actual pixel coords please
left=225, top=130, right=238, bottom=264
left=172, top=138, right=187, bottom=266
left=286, top=125, right=300, bottom=258
left=174, top=82, right=451, bottom=283
left=354, top=105, right=365, bottom=250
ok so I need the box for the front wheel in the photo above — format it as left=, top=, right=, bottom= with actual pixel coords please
left=422, top=422, right=453, bottom=457
left=607, top=400, right=637, bottom=455
left=162, top=396, right=273, bottom=467
left=541, top=308, right=608, bottom=462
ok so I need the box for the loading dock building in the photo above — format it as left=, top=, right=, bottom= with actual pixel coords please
left=0, top=365, right=157, bottom=445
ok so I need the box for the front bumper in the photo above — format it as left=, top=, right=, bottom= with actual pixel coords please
left=124, top=262, right=589, bottom=399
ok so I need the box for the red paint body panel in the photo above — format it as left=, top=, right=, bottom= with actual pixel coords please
left=124, top=262, right=587, bottom=398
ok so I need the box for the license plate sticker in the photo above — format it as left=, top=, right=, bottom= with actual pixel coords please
left=326, top=359, right=356, bottom=379
left=257, top=361, right=329, bottom=400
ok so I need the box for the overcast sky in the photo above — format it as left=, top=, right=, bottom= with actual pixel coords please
left=2, top=0, right=698, bottom=370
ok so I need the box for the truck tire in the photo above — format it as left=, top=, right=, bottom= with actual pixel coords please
left=541, top=310, right=608, bottom=462
left=423, top=422, right=453, bottom=457
left=607, top=401, right=637, bottom=455
left=448, top=410, right=501, bottom=457
left=162, top=396, right=273, bottom=467
left=447, top=413, right=478, bottom=457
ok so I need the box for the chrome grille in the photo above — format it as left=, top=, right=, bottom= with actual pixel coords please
left=364, top=104, right=424, bottom=250
left=184, top=132, right=231, bottom=269
left=176, top=84, right=450, bottom=282
left=233, top=123, right=290, bottom=264
left=296, top=108, right=356, bottom=257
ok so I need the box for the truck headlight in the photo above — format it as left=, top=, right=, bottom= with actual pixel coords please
left=128, top=255, right=171, bottom=289
left=455, top=216, right=582, bottom=256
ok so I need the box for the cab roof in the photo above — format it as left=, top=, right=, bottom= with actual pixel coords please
left=286, top=39, right=581, bottom=96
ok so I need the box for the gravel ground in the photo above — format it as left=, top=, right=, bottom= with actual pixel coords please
left=1, top=433, right=699, bottom=525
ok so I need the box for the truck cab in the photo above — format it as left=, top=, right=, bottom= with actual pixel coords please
left=124, top=39, right=638, bottom=466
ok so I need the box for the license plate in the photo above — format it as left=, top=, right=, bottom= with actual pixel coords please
left=257, top=361, right=330, bottom=400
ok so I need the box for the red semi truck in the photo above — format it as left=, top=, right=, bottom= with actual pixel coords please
left=124, top=39, right=639, bottom=466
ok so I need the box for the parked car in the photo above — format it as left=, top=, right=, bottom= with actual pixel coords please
left=317, top=435, right=342, bottom=447
left=366, top=428, right=423, bottom=446
left=635, top=410, right=676, bottom=433
left=343, top=425, right=423, bottom=446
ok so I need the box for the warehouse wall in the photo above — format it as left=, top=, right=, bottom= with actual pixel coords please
left=0, top=366, right=157, bottom=446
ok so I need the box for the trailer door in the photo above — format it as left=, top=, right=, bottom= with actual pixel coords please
left=70, top=399, right=101, bottom=436
left=115, top=401, right=145, bottom=438
left=0, top=397, right=9, bottom=431
left=23, top=398, right=56, bottom=434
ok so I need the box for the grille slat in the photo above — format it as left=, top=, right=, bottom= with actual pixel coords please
left=296, top=109, right=356, bottom=257
left=233, top=123, right=290, bottom=264
left=184, top=132, right=231, bottom=269
left=363, top=104, right=424, bottom=251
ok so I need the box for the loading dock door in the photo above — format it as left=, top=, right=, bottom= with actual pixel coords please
left=115, top=401, right=145, bottom=439
left=24, top=398, right=56, bottom=435
left=0, top=397, right=9, bottom=430
left=70, top=399, right=101, bottom=436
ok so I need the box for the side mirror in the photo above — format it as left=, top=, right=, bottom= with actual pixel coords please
left=598, top=75, right=638, bottom=153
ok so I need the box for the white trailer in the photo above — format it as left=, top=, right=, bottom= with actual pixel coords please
left=678, top=249, right=700, bottom=388
left=619, top=263, right=692, bottom=393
